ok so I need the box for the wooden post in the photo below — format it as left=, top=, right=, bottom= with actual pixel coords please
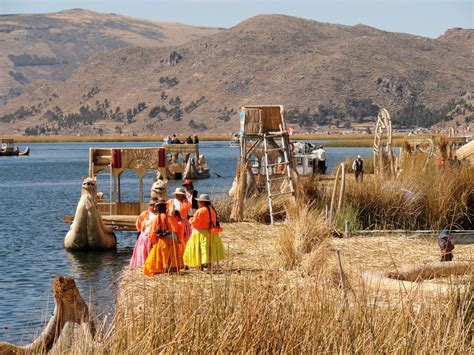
left=117, top=172, right=121, bottom=204
left=88, top=148, right=94, bottom=177
left=336, top=163, right=345, bottom=217
left=329, top=164, right=341, bottom=223
left=139, top=172, right=144, bottom=205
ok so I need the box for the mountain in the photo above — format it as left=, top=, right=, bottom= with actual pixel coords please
left=0, top=9, right=220, bottom=104
left=437, top=28, right=474, bottom=51
left=0, top=14, right=472, bottom=135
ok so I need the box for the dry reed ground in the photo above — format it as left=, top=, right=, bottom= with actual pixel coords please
left=92, top=220, right=474, bottom=353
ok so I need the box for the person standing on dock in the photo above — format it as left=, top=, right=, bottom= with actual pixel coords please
left=438, top=229, right=455, bottom=262
left=352, top=155, right=364, bottom=182
left=144, top=199, right=180, bottom=275
left=184, top=194, right=225, bottom=271
left=130, top=199, right=158, bottom=268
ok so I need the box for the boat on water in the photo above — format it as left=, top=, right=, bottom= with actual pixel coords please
left=163, top=143, right=210, bottom=179
left=0, top=139, right=29, bottom=156
left=229, top=133, right=240, bottom=147
left=64, top=144, right=211, bottom=231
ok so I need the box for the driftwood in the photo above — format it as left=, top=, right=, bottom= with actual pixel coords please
left=362, top=261, right=472, bottom=294
left=0, top=276, right=95, bottom=354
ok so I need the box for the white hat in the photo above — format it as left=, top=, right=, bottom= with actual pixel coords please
left=172, top=187, right=186, bottom=195
left=357, top=155, right=362, bottom=159
left=195, top=193, right=211, bottom=202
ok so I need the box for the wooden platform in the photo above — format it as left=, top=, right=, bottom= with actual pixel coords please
left=64, top=215, right=138, bottom=231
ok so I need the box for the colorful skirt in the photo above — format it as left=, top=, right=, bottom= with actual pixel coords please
left=183, top=229, right=225, bottom=267
left=182, top=217, right=192, bottom=242
left=143, top=237, right=179, bottom=275
left=130, top=231, right=152, bottom=268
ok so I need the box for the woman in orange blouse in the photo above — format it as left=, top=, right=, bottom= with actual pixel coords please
left=183, top=194, right=225, bottom=270
left=143, top=199, right=181, bottom=275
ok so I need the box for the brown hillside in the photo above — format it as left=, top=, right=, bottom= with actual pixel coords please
left=437, top=28, right=474, bottom=51
left=0, top=9, right=220, bottom=104
left=1, top=14, right=473, bottom=135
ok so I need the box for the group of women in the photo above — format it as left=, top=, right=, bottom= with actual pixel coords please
left=129, top=180, right=225, bottom=274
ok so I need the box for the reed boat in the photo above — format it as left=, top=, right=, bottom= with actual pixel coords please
left=0, top=139, right=29, bottom=156
left=64, top=144, right=210, bottom=230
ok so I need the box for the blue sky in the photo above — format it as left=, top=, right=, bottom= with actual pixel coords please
left=0, top=0, right=472, bottom=38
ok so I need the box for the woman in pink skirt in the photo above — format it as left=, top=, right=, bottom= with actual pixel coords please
left=130, top=200, right=158, bottom=268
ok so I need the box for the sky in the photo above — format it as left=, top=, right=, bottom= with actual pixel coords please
left=0, top=0, right=472, bottom=38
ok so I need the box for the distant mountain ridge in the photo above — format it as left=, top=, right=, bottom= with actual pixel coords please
left=437, top=28, right=474, bottom=50
left=0, top=13, right=472, bottom=135
left=0, top=9, right=221, bottom=104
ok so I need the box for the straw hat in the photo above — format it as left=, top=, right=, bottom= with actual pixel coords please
left=172, top=187, right=186, bottom=195
left=195, top=193, right=211, bottom=202
left=155, top=198, right=167, bottom=205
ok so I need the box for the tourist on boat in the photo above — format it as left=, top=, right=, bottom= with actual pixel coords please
left=352, top=155, right=364, bottom=182
left=438, top=229, right=454, bottom=262
left=184, top=136, right=193, bottom=144
left=143, top=199, right=180, bottom=275
left=171, top=134, right=182, bottom=144
left=183, top=194, right=225, bottom=271
left=130, top=199, right=158, bottom=268
left=312, top=145, right=327, bottom=174
left=193, top=134, right=199, bottom=144
left=164, top=135, right=172, bottom=144
left=183, top=179, right=199, bottom=211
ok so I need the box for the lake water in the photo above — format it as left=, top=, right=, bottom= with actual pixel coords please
left=0, top=141, right=373, bottom=344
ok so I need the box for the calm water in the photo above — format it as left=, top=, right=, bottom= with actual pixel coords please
left=0, top=141, right=373, bottom=344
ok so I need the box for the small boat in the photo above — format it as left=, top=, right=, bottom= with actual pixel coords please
left=0, top=139, right=29, bottom=156
left=229, top=133, right=240, bottom=147
left=163, top=143, right=211, bottom=180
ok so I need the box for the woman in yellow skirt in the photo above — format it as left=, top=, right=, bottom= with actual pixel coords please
left=183, top=194, right=225, bottom=270
left=144, top=199, right=180, bottom=275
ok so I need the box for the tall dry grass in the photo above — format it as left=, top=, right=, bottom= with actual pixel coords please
left=320, top=157, right=474, bottom=230
left=278, top=202, right=334, bottom=273
left=47, top=195, right=472, bottom=354
left=215, top=193, right=289, bottom=224
left=59, top=266, right=472, bottom=354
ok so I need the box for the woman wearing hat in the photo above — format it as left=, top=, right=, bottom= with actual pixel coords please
left=183, top=179, right=199, bottom=210
left=144, top=199, right=181, bottom=275
left=130, top=199, right=158, bottom=268
left=184, top=194, right=225, bottom=270
left=167, top=187, right=192, bottom=267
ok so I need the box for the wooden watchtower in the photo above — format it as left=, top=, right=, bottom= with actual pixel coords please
left=236, top=105, right=296, bottom=224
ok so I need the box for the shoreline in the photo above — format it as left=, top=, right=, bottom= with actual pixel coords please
left=5, top=133, right=428, bottom=147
